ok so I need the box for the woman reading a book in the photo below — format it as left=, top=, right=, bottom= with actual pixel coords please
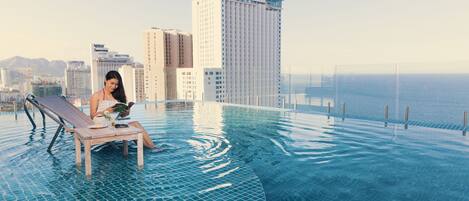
left=89, top=70, right=155, bottom=149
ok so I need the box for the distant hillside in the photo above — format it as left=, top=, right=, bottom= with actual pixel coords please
left=0, top=56, right=66, bottom=76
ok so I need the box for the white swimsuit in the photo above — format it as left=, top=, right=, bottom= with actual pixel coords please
left=93, top=91, right=118, bottom=125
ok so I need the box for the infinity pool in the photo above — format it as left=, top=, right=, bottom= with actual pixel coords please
left=1, top=102, right=468, bottom=200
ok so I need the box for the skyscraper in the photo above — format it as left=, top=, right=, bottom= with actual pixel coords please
left=118, top=64, right=145, bottom=103
left=144, top=28, right=193, bottom=101
left=90, top=44, right=134, bottom=93
left=176, top=68, right=196, bottom=100
left=0, top=68, right=9, bottom=88
left=64, top=61, right=91, bottom=99
left=192, top=0, right=282, bottom=106
left=134, top=64, right=145, bottom=103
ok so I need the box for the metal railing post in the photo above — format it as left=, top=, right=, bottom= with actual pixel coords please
left=404, top=106, right=410, bottom=129
left=154, top=93, right=158, bottom=107
left=342, top=103, right=346, bottom=121
left=256, top=96, right=259, bottom=106
left=282, top=97, right=285, bottom=109
left=384, top=105, right=389, bottom=127
left=293, top=91, right=297, bottom=110
left=327, top=102, right=331, bottom=119
left=14, top=101, right=17, bottom=120
left=463, top=111, right=467, bottom=136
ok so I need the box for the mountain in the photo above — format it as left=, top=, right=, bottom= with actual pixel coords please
left=0, top=56, right=66, bottom=76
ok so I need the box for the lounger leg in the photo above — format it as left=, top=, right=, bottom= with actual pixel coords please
left=74, top=134, right=81, bottom=166
left=85, top=141, right=91, bottom=176
left=123, top=140, right=128, bottom=157
left=47, top=125, right=63, bottom=152
left=40, top=110, right=46, bottom=128
left=23, top=102, right=36, bottom=129
left=137, top=133, right=144, bottom=168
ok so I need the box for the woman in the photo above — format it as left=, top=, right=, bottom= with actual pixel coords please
left=90, top=70, right=155, bottom=149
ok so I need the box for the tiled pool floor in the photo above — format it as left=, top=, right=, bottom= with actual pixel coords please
left=1, top=102, right=469, bottom=200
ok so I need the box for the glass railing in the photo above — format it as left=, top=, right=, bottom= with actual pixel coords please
left=3, top=61, right=469, bottom=134
left=234, top=62, right=469, bottom=133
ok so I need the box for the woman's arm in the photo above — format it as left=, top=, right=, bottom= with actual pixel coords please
left=90, top=94, right=99, bottom=119
left=90, top=93, right=115, bottom=119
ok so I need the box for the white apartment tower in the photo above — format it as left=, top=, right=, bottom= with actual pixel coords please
left=144, top=28, right=193, bottom=102
left=90, top=44, right=134, bottom=93
left=0, top=68, right=9, bottom=88
left=176, top=68, right=196, bottom=100
left=192, top=0, right=282, bottom=106
left=134, top=65, right=145, bottom=102
left=64, top=61, right=91, bottom=98
left=118, top=64, right=145, bottom=103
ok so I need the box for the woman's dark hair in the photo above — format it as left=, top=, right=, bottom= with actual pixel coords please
left=105, top=70, right=127, bottom=103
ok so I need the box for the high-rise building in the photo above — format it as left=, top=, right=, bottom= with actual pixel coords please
left=32, top=81, right=62, bottom=97
left=192, top=0, right=283, bottom=106
left=118, top=64, right=145, bottom=103
left=90, top=44, right=134, bottom=93
left=64, top=61, right=91, bottom=99
left=134, top=64, right=145, bottom=103
left=176, top=68, right=196, bottom=100
left=0, top=68, right=9, bottom=88
left=144, top=28, right=193, bottom=101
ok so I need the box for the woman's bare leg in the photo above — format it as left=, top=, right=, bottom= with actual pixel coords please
left=128, top=121, right=155, bottom=149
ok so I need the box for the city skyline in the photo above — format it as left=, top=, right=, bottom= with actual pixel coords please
left=1, top=0, right=469, bottom=74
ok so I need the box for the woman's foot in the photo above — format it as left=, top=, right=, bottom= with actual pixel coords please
left=133, top=140, right=155, bottom=149
left=150, top=146, right=165, bottom=153
left=127, top=121, right=156, bottom=149
left=145, top=143, right=155, bottom=149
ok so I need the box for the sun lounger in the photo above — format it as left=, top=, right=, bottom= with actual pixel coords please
left=24, top=94, right=144, bottom=176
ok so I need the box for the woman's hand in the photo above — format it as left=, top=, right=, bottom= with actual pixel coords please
left=104, top=106, right=115, bottom=113
left=120, top=109, right=130, bottom=117
left=94, top=107, right=114, bottom=118
left=95, top=111, right=105, bottom=117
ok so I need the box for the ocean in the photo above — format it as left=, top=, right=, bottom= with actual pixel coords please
left=282, top=74, right=469, bottom=129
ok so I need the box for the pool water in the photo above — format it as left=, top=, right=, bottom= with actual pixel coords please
left=1, top=102, right=468, bottom=200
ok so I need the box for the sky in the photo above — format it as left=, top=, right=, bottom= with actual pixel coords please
left=1, top=0, right=468, bottom=74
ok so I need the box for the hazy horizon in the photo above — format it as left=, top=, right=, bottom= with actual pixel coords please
left=1, top=0, right=469, bottom=74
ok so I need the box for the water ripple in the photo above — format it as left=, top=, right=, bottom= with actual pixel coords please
left=2, top=103, right=469, bottom=201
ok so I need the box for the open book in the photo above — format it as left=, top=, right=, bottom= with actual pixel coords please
left=112, top=102, right=135, bottom=118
